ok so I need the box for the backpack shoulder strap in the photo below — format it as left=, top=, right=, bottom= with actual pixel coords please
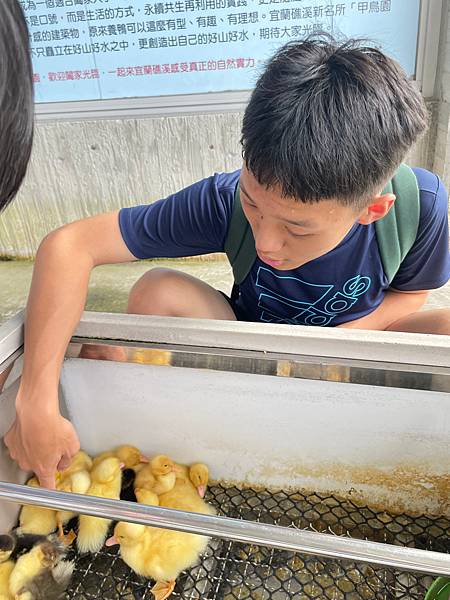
left=375, top=163, right=421, bottom=284
left=224, top=184, right=256, bottom=285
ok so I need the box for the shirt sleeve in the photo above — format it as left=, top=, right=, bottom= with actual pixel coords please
left=390, top=168, right=450, bottom=291
left=118, top=171, right=239, bottom=259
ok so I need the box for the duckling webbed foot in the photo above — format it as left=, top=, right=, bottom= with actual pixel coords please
left=55, top=518, right=76, bottom=547
left=151, top=579, right=175, bottom=600
left=56, top=518, right=64, bottom=540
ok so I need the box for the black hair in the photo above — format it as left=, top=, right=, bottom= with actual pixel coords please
left=0, top=0, right=34, bottom=213
left=241, top=35, right=429, bottom=208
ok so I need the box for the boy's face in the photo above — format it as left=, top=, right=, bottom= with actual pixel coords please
left=239, top=166, right=394, bottom=271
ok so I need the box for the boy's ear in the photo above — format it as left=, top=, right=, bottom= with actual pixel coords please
left=357, top=193, right=396, bottom=225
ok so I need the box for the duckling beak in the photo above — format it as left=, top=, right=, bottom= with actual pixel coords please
left=173, top=464, right=183, bottom=474
left=119, top=463, right=126, bottom=470
left=105, top=535, right=119, bottom=547
left=139, top=455, right=149, bottom=463
left=197, top=485, right=206, bottom=498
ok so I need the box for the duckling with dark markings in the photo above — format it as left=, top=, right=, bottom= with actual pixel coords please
left=8, top=535, right=74, bottom=600
left=0, top=534, right=15, bottom=600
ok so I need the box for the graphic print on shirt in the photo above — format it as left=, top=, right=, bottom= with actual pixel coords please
left=256, top=267, right=372, bottom=326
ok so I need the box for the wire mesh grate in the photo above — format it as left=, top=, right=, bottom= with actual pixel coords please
left=64, top=483, right=450, bottom=599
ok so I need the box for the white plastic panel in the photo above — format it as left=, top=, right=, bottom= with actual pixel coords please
left=61, top=358, right=450, bottom=516
left=74, top=312, right=450, bottom=368
left=0, top=380, right=28, bottom=530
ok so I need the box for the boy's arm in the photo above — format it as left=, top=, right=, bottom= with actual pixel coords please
left=337, top=289, right=429, bottom=331
left=4, top=212, right=135, bottom=489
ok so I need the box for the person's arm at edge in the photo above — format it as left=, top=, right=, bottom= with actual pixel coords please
left=4, top=211, right=135, bottom=489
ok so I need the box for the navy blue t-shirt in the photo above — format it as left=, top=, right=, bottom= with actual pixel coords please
left=119, top=167, right=450, bottom=326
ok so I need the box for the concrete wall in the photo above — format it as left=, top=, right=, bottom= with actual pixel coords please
left=433, top=0, right=450, bottom=188
left=0, top=1, right=448, bottom=258
left=0, top=113, right=244, bottom=257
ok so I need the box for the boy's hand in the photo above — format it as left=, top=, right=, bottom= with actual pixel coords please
left=4, top=401, right=80, bottom=489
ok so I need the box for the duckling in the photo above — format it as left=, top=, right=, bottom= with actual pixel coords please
left=135, top=488, right=160, bottom=507
left=135, top=455, right=179, bottom=496
left=9, top=537, right=73, bottom=600
left=0, top=534, right=15, bottom=600
left=66, top=450, right=92, bottom=473
left=77, top=457, right=123, bottom=553
left=55, top=469, right=91, bottom=539
left=134, top=464, right=156, bottom=491
left=114, top=461, right=213, bottom=600
left=18, top=479, right=57, bottom=536
left=55, top=450, right=92, bottom=490
left=0, top=534, right=51, bottom=600
left=159, top=463, right=215, bottom=517
left=188, top=464, right=209, bottom=498
left=116, top=445, right=149, bottom=469
left=158, top=486, right=215, bottom=520
left=106, top=520, right=209, bottom=600
left=15, top=560, right=74, bottom=600
left=0, top=561, right=13, bottom=600
left=93, top=445, right=148, bottom=471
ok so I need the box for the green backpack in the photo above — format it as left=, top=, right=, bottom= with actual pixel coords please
left=224, top=163, right=420, bottom=286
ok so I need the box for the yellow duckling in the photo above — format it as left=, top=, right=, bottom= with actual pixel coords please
left=0, top=561, right=13, bottom=599
left=18, top=479, right=57, bottom=536
left=77, top=457, right=123, bottom=553
left=134, top=455, right=179, bottom=496
left=158, top=461, right=214, bottom=516
left=106, top=520, right=209, bottom=600
left=134, top=465, right=156, bottom=491
left=55, top=470, right=91, bottom=539
left=188, top=464, right=209, bottom=498
left=55, top=450, right=92, bottom=489
left=135, top=488, right=160, bottom=507
left=92, top=445, right=148, bottom=471
left=159, top=481, right=215, bottom=521
left=122, top=461, right=214, bottom=600
left=18, top=452, right=94, bottom=538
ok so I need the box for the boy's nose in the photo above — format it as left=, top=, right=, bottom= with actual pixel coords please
left=254, top=224, right=284, bottom=256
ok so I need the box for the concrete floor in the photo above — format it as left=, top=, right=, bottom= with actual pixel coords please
left=0, top=258, right=448, bottom=325
left=0, top=258, right=234, bottom=324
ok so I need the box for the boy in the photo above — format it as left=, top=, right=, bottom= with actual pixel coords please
left=5, top=37, right=450, bottom=488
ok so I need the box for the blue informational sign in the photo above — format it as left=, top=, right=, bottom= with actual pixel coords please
left=22, top=0, right=420, bottom=103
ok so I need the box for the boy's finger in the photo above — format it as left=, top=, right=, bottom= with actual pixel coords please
left=57, top=455, right=72, bottom=472
left=36, top=470, right=56, bottom=490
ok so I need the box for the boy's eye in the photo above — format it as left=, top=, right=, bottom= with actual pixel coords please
left=242, top=195, right=257, bottom=209
left=286, top=227, right=310, bottom=238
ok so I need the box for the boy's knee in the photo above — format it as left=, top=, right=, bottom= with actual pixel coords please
left=128, top=268, right=188, bottom=315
